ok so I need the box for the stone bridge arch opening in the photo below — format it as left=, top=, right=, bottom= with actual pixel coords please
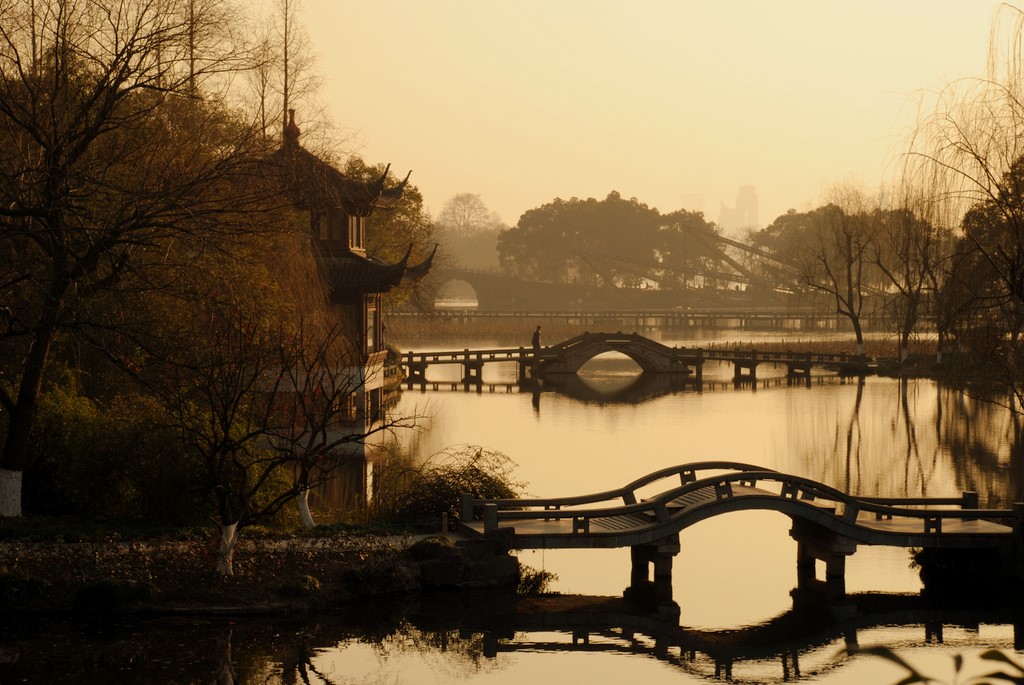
left=434, top=278, right=479, bottom=309
left=577, top=351, right=644, bottom=392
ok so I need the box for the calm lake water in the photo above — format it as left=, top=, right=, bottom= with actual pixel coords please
left=4, top=328, right=1023, bottom=684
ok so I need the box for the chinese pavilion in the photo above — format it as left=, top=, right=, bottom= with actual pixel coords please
left=268, top=109, right=434, bottom=426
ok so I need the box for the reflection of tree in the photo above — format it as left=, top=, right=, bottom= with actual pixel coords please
left=937, top=386, right=1021, bottom=507
left=842, top=377, right=864, bottom=494
left=218, top=630, right=236, bottom=685
left=782, top=379, right=946, bottom=499
left=4, top=598, right=1020, bottom=685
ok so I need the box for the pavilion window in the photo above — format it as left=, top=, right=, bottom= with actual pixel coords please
left=366, top=304, right=377, bottom=353
left=348, top=215, right=364, bottom=250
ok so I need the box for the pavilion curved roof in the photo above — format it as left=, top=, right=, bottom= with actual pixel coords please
left=266, top=110, right=411, bottom=218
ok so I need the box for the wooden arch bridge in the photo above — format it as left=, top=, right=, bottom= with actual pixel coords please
left=403, top=332, right=872, bottom=390
left=458, top=462, right=1022, bottom=613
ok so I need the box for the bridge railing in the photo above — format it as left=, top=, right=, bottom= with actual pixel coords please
left=402, top=342, right=870, bottom=371
left=461, top=466, right=1020, bottom=537
left=404, top=347, right=532, bottom=365
left=460, top=462, right=771, bottom=519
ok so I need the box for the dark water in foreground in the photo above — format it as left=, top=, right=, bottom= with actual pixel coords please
left=7, top=331, right=1024, bottom=684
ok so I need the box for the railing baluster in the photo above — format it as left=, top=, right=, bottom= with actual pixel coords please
left=484, top=504, right=498, bottom=533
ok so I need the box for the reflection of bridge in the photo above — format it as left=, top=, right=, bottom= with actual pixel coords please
left=459, top=594, right=1021, bottom=683
left=459, top=462, right=1020, bottom=613
left=402, top=332, right=873, bottom=389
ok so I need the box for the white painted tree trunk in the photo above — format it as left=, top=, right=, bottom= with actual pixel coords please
left=217, top=523, right=238, bottom=576
left=936, top=350, right=943, bottom=364
left=0, top=469, right=22, bottom=517
left=856, top=342, right=865, bottom=356
left=900, top=346, right=909, bottom=363
left=298, top=489, right=316, bottom=529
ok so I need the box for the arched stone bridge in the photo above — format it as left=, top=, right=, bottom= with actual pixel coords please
left=458, top=462, right=1020, bottom=612
left=537, top=332, right=692, bottom=374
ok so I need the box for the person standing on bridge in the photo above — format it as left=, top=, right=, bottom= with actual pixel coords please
left=531, top=325, right=541, bottom=356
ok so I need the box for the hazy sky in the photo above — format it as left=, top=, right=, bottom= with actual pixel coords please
left=301, top=1, right=1010, bottom=231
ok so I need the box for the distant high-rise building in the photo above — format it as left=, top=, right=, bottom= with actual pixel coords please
left=718, top=185, right=759, bottom=233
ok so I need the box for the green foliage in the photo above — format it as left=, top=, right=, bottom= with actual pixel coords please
left=407, top=535, right=455, bottom=561
left=498, top=191, right=706, bottom=287
left=516, top=565, right=557, bottom=597
left=274, top=574, right=322, bottom=599
left=22, top=377, right=201, bottom=524
left=339, top=547, right=419, bottom=597
left=370, top=445, right=525, bottom=525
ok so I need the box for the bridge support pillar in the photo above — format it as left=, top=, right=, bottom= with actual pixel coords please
left=733, top=351, right=759, bottom=384
left=624, top=535, right=680, bottom=617
left=790, top=519, right=856, bottom=601
left=405, top=361, right=428, bottom=388
left=786, top=353, right=813, bottom=386
left=461, top=357, right=484, bottom=387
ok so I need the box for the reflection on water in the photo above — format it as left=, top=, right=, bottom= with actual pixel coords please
left=3, top=595, right=1020, bottom=685
left=11, top=337, right=1024, bottom=684
left=392, top=350, right=1024, bottom=639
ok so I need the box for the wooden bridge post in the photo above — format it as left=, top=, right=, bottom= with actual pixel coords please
left=483, top=503, right=498, bottom=533
left=733, top=350, right=758, bottom=384
left=1013, top=502, right=1024, bottom=583
left=790, top=519, right=856, bottom=601
left=796, top=541, right=815, bottom=586
left=624, top=535, right=680, bottom=616
left=404, top=352, right=428, bottom=389
left=461, top=350, right=484, bottom=388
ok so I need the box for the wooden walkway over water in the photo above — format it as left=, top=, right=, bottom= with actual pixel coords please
left=403, top=332, right=873, bottom=389
left=458, top=462, right=1021, bottom=611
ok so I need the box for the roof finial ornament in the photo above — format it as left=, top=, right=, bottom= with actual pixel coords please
left=283, top=108, right=300, bottom=146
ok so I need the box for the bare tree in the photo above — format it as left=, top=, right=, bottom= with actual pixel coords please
left=244, top=0, right=324, bottom=143
left=268, top=323, right=419, bottom=529
left=870, top=191, right=950, bottom=362
left=902, top=4, right=1024, bottom=399
left=794, top=189, right=876, bottom=355
left=0, top=0, right=263, bottom=517
left=148, top=299, right=419, bottom=573
left=436, top=193, right=505, bottom=239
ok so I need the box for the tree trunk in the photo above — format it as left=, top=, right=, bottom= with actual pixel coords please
left=1, top=325, right=58, bottom=517
left=0, top=469, right=22, bottom=518
left=852, top=322, right=865, bottom=355
left=297, top=488, right=315, bottom=529
left=217, top=522, right=239, bottom=576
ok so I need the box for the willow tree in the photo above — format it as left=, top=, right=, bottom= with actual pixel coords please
left=903, top=4, right=1024, bottom=400
left=869, top=195, right=950, bottom=363
left=0, top=0, right=261, bottom=517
